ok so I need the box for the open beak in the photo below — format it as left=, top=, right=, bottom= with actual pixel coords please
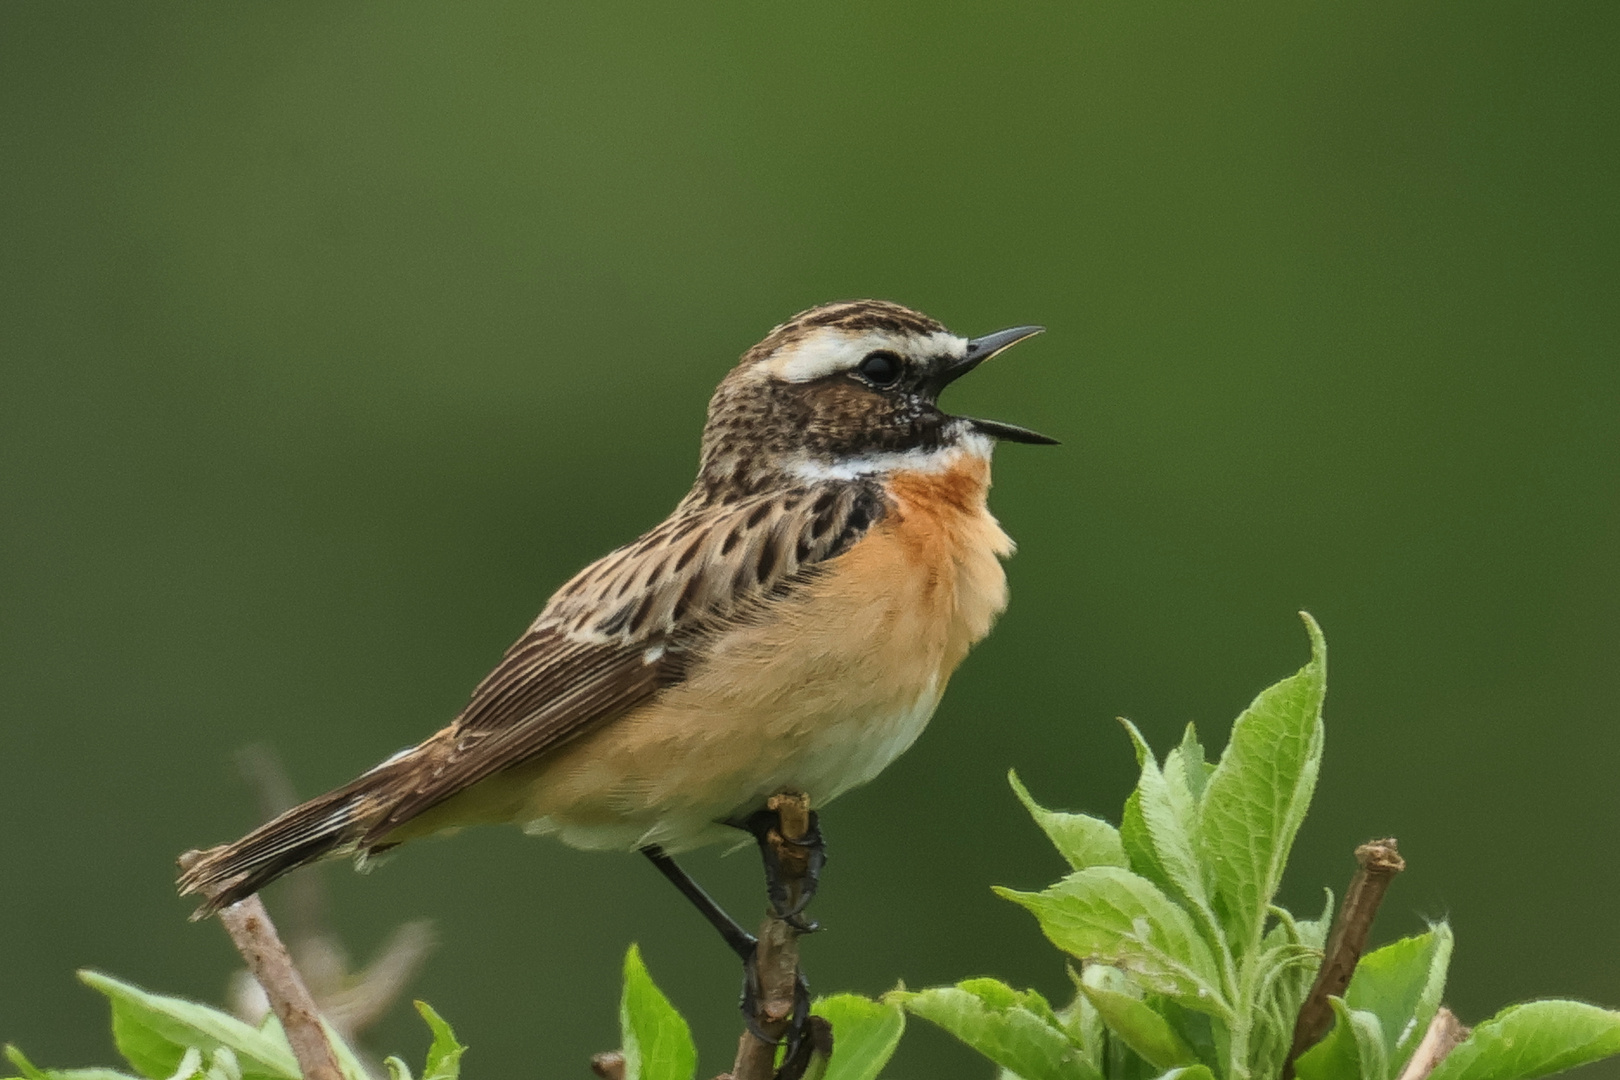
left=935, top=325, right=1058, bottom=445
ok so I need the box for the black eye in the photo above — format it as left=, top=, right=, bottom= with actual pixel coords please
left=856, top=350, right=902, bottom=387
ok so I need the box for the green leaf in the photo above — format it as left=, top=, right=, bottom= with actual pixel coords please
left=1152, top=1067, right=1217, bottom=1080
left=1155, top=1000, right=1221, bottom=1075
left=619, top=945, right=697, bottom=1080
left=892, top=980, right=1098, bottom=1080
left=382, top=1059, right=413, bottom=1080
left=2, top=1067, right=143, bottom=1080
left=413, top=1001, right=465, bottom=1080
left=160, top=1047, right=218, bottom=1080
left=1170, top=724, right=1209, bottom=804
left=2, top=1041, right=188, bottom=1080
left=1197, top=613, right=1327, bottom=957
left=1427, top=1000, right=1620, bottom=1080
left=1345, top=925, right=1454, bottom=1073
left=1120, top=788, right=1175, bottom=897
left=1078, top=983, right=1199, bottom=1069
left=4, top=1046, right=47, bottom=1080
left=1118, top=720, right=1223, bottom=960
left=1294, top=998, right=1387, bottom=1080
left=1009, top=770, right=1129, bottom=872
left=171, top=1048, right=205, bottom=1080
left=1245, top=939, right=1329, bottom=1080
left=205, top=1046, right=243, bottom=1080
left=996, top=867, right=1230, bottom=1018
left=810, top=994, right=904, bottom=1080
left=1296, top=889, right=1336, bottom=952
left=1070, top=965, right=1118, bottom=1069
left=76, top=971, right=299, bottom=1080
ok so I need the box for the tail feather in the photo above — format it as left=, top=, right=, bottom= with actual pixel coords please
left=178, top=759, right=409, bottom=917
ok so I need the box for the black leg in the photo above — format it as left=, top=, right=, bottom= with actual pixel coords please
left=641, top=845, right=756, bottom=960
left=643, top=846, right=790, bottom=1046
left=737, top=808, right=826, bottom=931
left=644, top=812, right=823, bottom=1067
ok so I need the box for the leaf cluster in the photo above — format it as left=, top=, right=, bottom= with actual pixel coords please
left=4, top=972, right=464, bottom=1080
left=894, top=615, right=1620, bottom=1080
left=602, top=944, right=907, bottom=1080
left=10, top=616, right=1619, bottom=1080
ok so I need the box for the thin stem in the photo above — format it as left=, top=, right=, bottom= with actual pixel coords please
left=178, top=850, right=342, bottom=1080
left=1396, top=1008, right=1469, bottom=1080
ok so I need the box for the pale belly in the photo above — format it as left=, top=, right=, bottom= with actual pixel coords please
left=516, top=668, right=951, bottom=853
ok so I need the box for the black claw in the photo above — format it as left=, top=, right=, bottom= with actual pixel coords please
left=781, top=970, right=812, bottom=1066
left=739, top=808, right=827, bottom=925
left=777, top=1014, right=833, bottom=1080
left=738, top=947, right=813, bottom=1064
left=739, top=946, right=769, bottom=1040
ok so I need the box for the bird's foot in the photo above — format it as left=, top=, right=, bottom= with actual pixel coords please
left=739, top=806, right=826, bottom=931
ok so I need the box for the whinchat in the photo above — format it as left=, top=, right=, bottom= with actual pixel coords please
left=179, top=298, right=1051, bottom=976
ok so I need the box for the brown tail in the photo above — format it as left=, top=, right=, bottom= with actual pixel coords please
left=177, top=753, right=415, bottom=918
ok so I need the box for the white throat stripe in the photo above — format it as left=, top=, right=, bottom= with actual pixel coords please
left=785, top=432, right=994, bottom=482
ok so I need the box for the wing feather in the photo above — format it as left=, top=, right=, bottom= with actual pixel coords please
left=178, top=478, right=886, bottom=911
left=177, top=482, right=887, bottom=913
left=362, top=479, right=885, bottom=836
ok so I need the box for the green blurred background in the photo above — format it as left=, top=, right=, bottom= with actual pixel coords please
left=3, top=3, right=1617, bottom=1076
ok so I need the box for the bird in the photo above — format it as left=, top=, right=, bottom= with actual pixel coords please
left=178, top=299, right=1051, bottom=1011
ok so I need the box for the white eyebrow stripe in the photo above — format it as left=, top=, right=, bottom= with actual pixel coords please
left=763, top=329, right=967, bottom=383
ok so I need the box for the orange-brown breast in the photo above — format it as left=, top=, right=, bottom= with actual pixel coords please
left=425, top=452, right=1014, bottom=853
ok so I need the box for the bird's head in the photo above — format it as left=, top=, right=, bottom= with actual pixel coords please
left=695, top=300, right=1053, bottom=499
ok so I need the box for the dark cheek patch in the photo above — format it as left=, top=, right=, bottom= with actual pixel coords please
left=695, top=348, right=952, bottom=499
left=777, top=381, right=947, bottom=458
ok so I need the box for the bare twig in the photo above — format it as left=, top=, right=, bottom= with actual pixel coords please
left=1284, top=838, right=1407, bottom=1079
left=179, top=849, right=343, bottom=1080
left=226, top=745, right=435, bottom=1049
left=1396, top=1007, right=1469, bottom=1080
left=729, top=792, right=823, bottom=1080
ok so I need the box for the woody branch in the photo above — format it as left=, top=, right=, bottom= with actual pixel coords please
left=1285, top=839, right=1407, bottom=1080
left=1283, top=838, right=1470, bottom=1080
left=724, top=792, right=832, bottom=1080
